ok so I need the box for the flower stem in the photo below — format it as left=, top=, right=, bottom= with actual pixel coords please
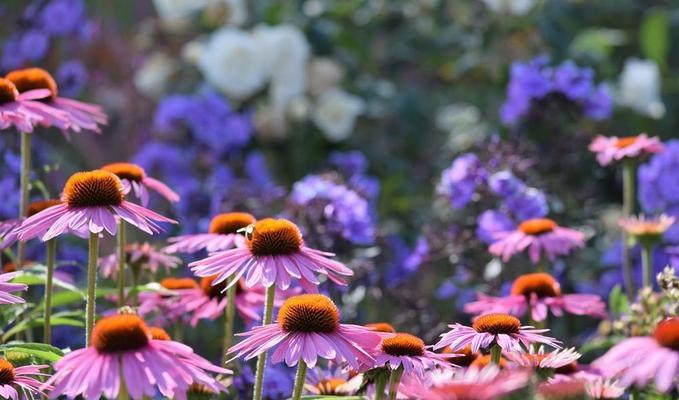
left=221, top=277, right=237, bottom=367
left=490, top=344, right=502, bottom=365
left=17, top=132, right=31, bottom=270
left=374, top=372, right=388, bottom=400
left=387, top=365, right=404, bottom=400
left=117, top=221, right=126, bottom=307
left=252, top=285, right=276, bottom=400
left=621, top=161, right=636, bottom=300
left=641, top=242, right=654, bottom=289
left=86, top=232, right=99, bottom=347
left=43, top=239, right=56, bottom=345
left=291, top=360, right=308, bottom=400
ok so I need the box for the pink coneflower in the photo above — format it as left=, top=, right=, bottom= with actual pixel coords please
left=504, top=346, right=581, bottom=371
left=45, top=314, right=230, bottom=399
left=165, top=212, right=256, bottom=254
left=488, top=218, right=585, bottom=264
left=401, top=365, right=530, bottom=400
left=15, top=170, right=177, bottom=241
left=0, top=199, right=64, bottom=250
left=0, top=359, right=51, bottom=399
left=98, top=242, right=181, bottom=279
left=190, top=218, right=353, bottom=292
left=365, top=322, right=397, bottom=333
left=589, top=133, right=663, bottom=167
left=618, top=214, right=676, bottom=241
left=304, top=365, right=362, bottom=396
left=465, top=273, right=606, bottom=322
left=373, top=333, right=454, bottom=380
left=549, top=373, right=625, bottom=400
left=0, top=78, right=67, bottom=132
left=228, top=294, right=381, bottom=369
left=592, top=317, right=679, bottom=393
left=0, top=272, right=27, bottom=305
left=137, top=278, right=200, bottom=326
left=101, top=162, right=179, bottom=205
left=6, top=68, right=107, bottom=134
left=434, top=313, right=561, bottom=353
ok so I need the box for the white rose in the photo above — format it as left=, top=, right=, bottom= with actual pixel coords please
left=197, top=28, right=268, bottom=100
left=133, top=52, right=178, bottom=98
left=312, top=89, right=364, bottom=142
left=481, top=0, right=535, bottom=15
left=618, top=58, right=665, bottom=119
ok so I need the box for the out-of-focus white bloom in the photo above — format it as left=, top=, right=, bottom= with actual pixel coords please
left=288, top=96, right=311, bottom=121
left=312, top=89, right=364, bottom=141
left=197, top=28, right=268, bottom=100
left=181, top=39, right=205, bottom=64
left=133, top=52, right=178, bottom=97
left=152, top=0, right=207, bottom=24
left=308, top=58, right=345, bottom=97
left=618, top=58, right=665, bottom=119
left=481, top=0, right=536, bottom=15
left=253, top=25, right=310, bottom=129
left=153, top=0, right=245, bottom=26
left=204, top=0, right=247, bottom=26
left=436, top=103, right=488, bottom=150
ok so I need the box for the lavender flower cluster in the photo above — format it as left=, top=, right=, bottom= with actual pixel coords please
left=639, top=139, right=679, bottom=243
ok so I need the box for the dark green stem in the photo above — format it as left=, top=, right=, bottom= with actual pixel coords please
left=86, top=232, right=99, bottom=346
left=621, top=161, right=636, bottom=300
left=17, top=132, right=31, bottom=270
left=490, top=344, right=502, bottom=365
left=117, top=221, right=126, bottom=307
left=387, top=365, right=404, bottom=400
left=221, top=278, right=237, bottom=367
left=641, top=243, right=654, bottom=289
left=44, top=239, right=56, bottom=344
left=252, top=285, right=276, bottom=400
left=290, top=360, right=308, bottom=400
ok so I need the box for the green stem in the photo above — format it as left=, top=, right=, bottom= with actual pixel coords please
left=118, top=360, right=129, bottom=400
left=490, top=344, right=502, bottom=365
left=641, top=243, right=654, bottom=289
left=221, top=278, right=237, bottom=367
left=535, top=257, right=546, bottom=272
left=252, top=285, right=276, bottom=400
left=374, top=372, right=388, bottom=400
left=117, top=221, right=126, bottom=307
left=17, top=132, right=31, bottom=270
left=44, top=239, right=56, bottom=345
left=86, top=232, right=99, bottom=347
left=290, top=360, right=308, bottom=400
left=387, top=365, right=404, bottom=400
left=621, top=161, right=636, bottom=300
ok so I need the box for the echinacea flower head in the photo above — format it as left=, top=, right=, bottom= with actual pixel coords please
left=401, top=365, right=531, bottom=400
left=190, top=218, right=353, bottom=291
left=442, top=344, right=478, bottom=367
left=618, top=214, right=676, bottom=245
left=365, top=322, right=396, bottom=333
left=16, top=170, right=177, bottom=241
left=99, top=242, right=181, bottom=279
left=505, top=346, right=581, bottom=372
left=0, top=77, right=65, bottom=132
left=304, top=365, right=362, bottom=396
left=434, top=313, right=561, bottom=353
left=228, top=294, right=381, bottom=369
left=0, top=358, right=51, bottom=399
left=6, top=67, right=107, bottom=134
left=465, top=273, right=607, bottom=321
left=0, top=199, right=62, bottom=250
left=101, top=162, right=179, bottom=205
left=137, top=277, right=200, bottom=326
left=165, top=212, right=256, bottom=254
left=46, top=314, right=230, bottom=400
left=589, top=133, right=663, bottom=166
left=374, top=333, right=454, bottom=380
left=593, top=317, right=679, bottom=392
left=488, top=218, right=585, bottom=263
left=0, top=272, right=27, bottom=305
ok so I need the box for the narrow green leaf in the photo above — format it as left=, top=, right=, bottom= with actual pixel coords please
left=640, top=10, right=669, bottom=67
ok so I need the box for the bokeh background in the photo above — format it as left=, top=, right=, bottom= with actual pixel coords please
left=1, top=1, right=678, bottom=396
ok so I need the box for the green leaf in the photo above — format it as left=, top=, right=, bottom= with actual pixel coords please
left=2, top=311, right=84, bottom=341
left=570, top=28, right=626, bottom=60
left=34, top=290, right=84, bottom=312
left=1, top=342, right=64, bottom=362
left=608, top=285, right=629, bottom=317
left=640, top=9, right=669, bottom=67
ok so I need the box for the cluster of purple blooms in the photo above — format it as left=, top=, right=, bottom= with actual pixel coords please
left=500, top=56, right=613, bottom=126
left=2, top=0, right=90, bottom=96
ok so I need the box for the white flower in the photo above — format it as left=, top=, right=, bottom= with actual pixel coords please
left=312, top=89, right=364, bottom=141
left=481, top=0, right=536, bottom=15
left=152, top=0, right=207, bottom=23
left=205, top=0, right=247, bottom=26
left=133, top=52, right=178, bottom=97
left=197, top=28, right=268, bottom=100
left=253, top=25, right=310, bottom=128
left=153, top=0, right=245, bottom=26
left=618, top=58, right=665, bottom=119
left=308, top=58, right=344, bottom=97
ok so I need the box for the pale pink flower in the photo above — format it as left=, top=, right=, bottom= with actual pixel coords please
left=0, top=78, right=67, bottom=132
left=504, top=346, right=581, bottom=370
left=304, top=365, right=362, bottom=396
left=373, top=333, right=455, bottom=381
left=101, top=162, right=179, bottom=205
left=618, top=214, right=676, bottom=240
left=164, top=212, right=255, bottom=254
left=0, top=359, right=51, bottom=399
left=589, top=133, right=663, bottom=166
left=0, top=272, right=27, bottom=305
left=98, top=242, right=181, bottom=279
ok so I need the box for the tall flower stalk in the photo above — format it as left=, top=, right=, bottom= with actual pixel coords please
left=221, top=277, right=237, bottom=367
left=17, top=132, right=31, bottom=270
left=387, top=365, right=404, bottom=400
left=621, top=160, right=636, bottom=299
left=117, top=221, right=126, bottom=307
left=290, top=360, right=308, bottom=400
left=252, top=285, right=275, bottom=400
left=43, top=238, right=56, bottom=344
left=85, top=232, right=99, bottom=346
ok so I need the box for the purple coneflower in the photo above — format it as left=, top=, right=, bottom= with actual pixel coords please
left=165, top=212, right=255, bottom=254
left=0, top=77, right=66, bottom=132
left=465, top=273, right=606, bottom=321
left=0, top=199, right=65, bottom=250
left=101, top=162, right=179, bottom=205
left=0, top=272, right=27, bottom=305
left=374, top=333, right=454, bottom=380
left=0, top=359, right=51, bottom=399
left=434, top=313, right=561, bottom=355
left=593, top=317, right=679, bottom=393
left=589, top=133, right=663, bottom=167
left=620, top=214, right=676, bottom=288
left=190, top=218, right=353, bottom=292
left=45, top=314, right=230, bottom=400
left=6, top=68, right=107, bottom=134
left=98, top=242, right=181, bottom=279
left=488, top=218, right=585, bottom=264
left=505, top=346, right=581, bottom=371
left=304, top=365, right=362, bottom=396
